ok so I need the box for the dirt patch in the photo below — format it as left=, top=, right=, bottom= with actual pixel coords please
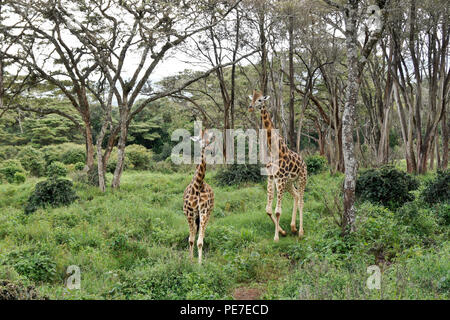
left=233, top=287, right=262, bottom=300
left=0, top=280, right=46, bottom=300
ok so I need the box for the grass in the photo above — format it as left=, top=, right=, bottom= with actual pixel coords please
left=0, top=170, right=448, bottom=299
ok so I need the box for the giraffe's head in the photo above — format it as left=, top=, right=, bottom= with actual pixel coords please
left=190, top=129, right=216, bottom=151
left=248, top=90, right=270, bottom=112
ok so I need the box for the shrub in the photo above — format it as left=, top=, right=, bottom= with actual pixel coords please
left=25, top=178, right=78, bottom=214
left=41, top=145, right=61, bottom=166
left=396, top=201, right=439, bottom=238
left=153, top=142, right=172, bottom=162
left=126, top=144, right=152, bottom=170
left=354, top=202, right=404, bottom=259
left=0, top=159, right=27, bottom=183
left=46, top=161, right=68, bottom=178
left=434, top=203, right=450, bottom=226
left=109, top=256, right=231, bottom=299
left=74, top=162, right=85, bottom=171
left=17, top=146, right=46, bottom=177
left=422, top=170, right=449, bottom=204
left=41, top=143, right=85, bottom=166
left=215, top=163, right=264, bottom=186
left=13, top=172, right=26, bottom=184
left=0, top=145, right=20, bottom=161
left=1, top=249, right=56, bottom=283
left=61, top=148, right=86, bottom=165
left=305, top=154, right=327, bottom=175
left=106, top=148, right=132, bottom=174
left=356, top=166, right=419, bottom=209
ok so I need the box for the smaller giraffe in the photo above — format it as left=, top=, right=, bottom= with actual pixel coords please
left=183, top=129, right=215, bottom=264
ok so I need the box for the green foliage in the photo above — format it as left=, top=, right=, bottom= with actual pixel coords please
left=106, top=148, right=133, bottom=174
left=25, top=178, right=78, bottom=214
left=353, top=202, right=403, bottom=258
left=61, top=147, right=86, bottom=165
left=23, top=113, right=83, bottom=147
left=215, top=163, right=264, bottom=186
left=109, top=256, right=231, bottom=299
left=74, top=162, right=85, bottom=171
left=0, top=170, right=447, bottom=300
left=305, top=154, right=327, bottom=175
left=422, top=170, right=450, bottom=204
left=0, top=159, right=27, bottom=183
left=0, top=145, right=20, bottom=161
left=1, top=248, right=57, bottom=283
left=41, top=143, right=85, bottom=167
left=13, top=172, right=26, bottom=184
left=153, top=142, right=173, bottom=162
left=356, top=166, right=419, bottom=209
left=125, top=144, right=153, bottom=170
left=17, top=146, right=46, bottom=177
left=396, top=201, right=439, bottom=237
left=46, top=161, right=68, bottom=178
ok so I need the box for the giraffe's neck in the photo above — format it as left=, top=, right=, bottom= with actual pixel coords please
left=192, top=148, right=206, bottom=188
left=261, top=107, right=287, bottom=155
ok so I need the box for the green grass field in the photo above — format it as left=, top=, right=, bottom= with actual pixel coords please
left=0, top=170, right=448, bottom=299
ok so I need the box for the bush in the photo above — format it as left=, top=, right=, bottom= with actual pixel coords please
left=46, top=161, right=68, bottom=178
left=13, top=172, right=26, bottom=184
left=109, top=256, right=231, bottom=299
left=106, top=148, right=133, bottom=174
left=215, top=163, right=264, bottom=186
left=305, top=154, right=327, bottom=175
left=74, top=162, right=85, bottom=171
left=0, top=146, right=20, bottom=161
left=422, top=170, right=449, bottom=204
left=396, top=201, right=439, bottom=238
left=0, top=159, right=27, bottom=183
left=61, top=148, right=86, bottom=165
left=1, top=249, right=56, bottom=283
left=41, top=143, right=85, bottom=166
left=153, top=142, right=172, bottom=162
left=17, top=146, right=46, bottom=177
left=356, top=166, right=419, bottom=209
left=354, top=202, right=404, bottom=258
left=25, top=178, right=78, bottom=214
left=126, top=144, right=152, bottom=170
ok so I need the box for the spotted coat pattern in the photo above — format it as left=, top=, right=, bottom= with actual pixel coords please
left=183, top=133, right=214, bottom=264
left=249, top=90, right=308, bottom=241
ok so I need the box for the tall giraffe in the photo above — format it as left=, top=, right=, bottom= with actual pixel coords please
left=248, top=90, right=308, bottom=241
left=183, top=129, right=215, bottom=264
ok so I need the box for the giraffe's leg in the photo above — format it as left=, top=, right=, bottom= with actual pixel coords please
left=186, top=213, right=198, bottom=261
left=274, top=179, right=286, bottom=242
left=266, top=176, right=286, bottom=236
left=287, top=183, right=299, bottom=234
left=197, top=208, right=211, bottom=264
left=297, top=175, right=306, bottom=238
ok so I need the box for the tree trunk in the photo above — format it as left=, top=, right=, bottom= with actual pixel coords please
left=259, top=7, right=268, bottom=95
left=112, top=106, right=129, bottom=189
left=342, top=1, right=360, bottom=234
left=442, top=109, right=448, bottom=169
left=288, top=14, right=296, bottom=148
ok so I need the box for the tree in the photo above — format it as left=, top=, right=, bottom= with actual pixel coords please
left=324, top=0, right=391, bottom=234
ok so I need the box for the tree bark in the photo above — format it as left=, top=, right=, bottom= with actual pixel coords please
left=288, top=14, right=296, bottom=148
left=341, top=1, right=359, bottom=234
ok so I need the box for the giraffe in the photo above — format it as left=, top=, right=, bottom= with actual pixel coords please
left=248, top=90, right=308, bottom=241
left=183, top=129, right=215, bottom=264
